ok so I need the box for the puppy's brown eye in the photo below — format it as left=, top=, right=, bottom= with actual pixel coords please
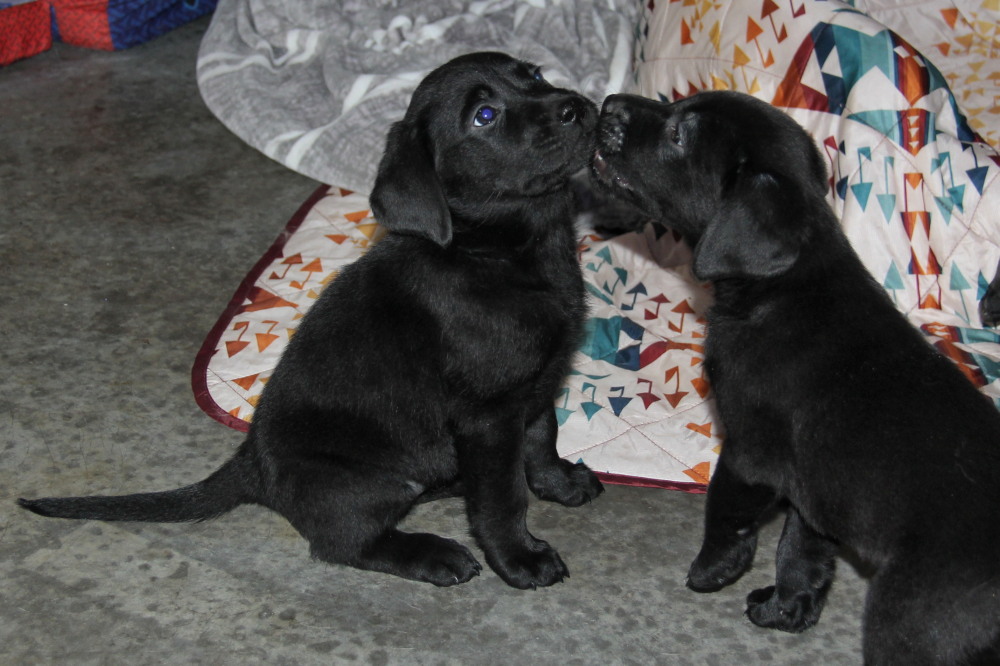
left=669, top=124, right=682, bottom=146
left=474, top=106, right=497, bottom=127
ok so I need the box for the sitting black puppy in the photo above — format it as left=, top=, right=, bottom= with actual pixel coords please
left=19, top=51, right=604, bottom=590
left=592, top=90, right=1000, bottom=664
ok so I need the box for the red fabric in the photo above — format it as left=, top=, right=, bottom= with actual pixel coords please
left=51, top=0, right=111, bottom=50
left=0, top=1, right=53, bottom=66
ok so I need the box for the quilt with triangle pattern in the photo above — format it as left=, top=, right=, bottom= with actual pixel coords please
left=194, top=0, right=1000, bottom=491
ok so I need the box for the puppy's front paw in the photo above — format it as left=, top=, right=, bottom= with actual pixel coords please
left=487, top=538, right=569, bottom=589
left=528, top=460, right=604, bottom=507
left=415, top=538, right=483, bottom=587
left=745, top=585, right=823, bottom=633
left=686, top=532, right=757, bottom=592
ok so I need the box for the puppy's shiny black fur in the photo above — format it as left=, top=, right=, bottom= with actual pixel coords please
left=593, top=91, right=1000, bottom=664
left=18, top=52, right=604, bottom=589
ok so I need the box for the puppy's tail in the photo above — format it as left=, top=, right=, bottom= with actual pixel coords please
left=17, top=444, right=257, bottom=523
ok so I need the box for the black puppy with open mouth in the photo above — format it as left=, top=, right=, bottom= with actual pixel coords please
left=19, top=52, right=604, bottom=590
left=592, top=91, right=1000, bottom=664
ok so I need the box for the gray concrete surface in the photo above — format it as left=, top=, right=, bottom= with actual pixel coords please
left=1, top=17, right=866, bottom=665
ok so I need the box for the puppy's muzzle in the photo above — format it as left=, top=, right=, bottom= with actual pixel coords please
left=592, top=95, right=633, bottom=189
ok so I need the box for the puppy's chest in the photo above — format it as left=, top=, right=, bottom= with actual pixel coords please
left=441, top=264, right=584, bottom=390
left=703, top=315, right=798, bottom=479
left=461, top=277, right=582, bottom=352
left=704, top=317, right=779, bottom=390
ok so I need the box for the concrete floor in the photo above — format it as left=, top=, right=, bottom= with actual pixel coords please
left=1, top=18, right=867, bottom=665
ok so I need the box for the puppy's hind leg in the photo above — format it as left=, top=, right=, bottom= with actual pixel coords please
left=745, top=507, right=837, bottom=633
left=687, top=454, right=776, bottom=592
left=284, top=464, right=481, bottom=587
left=524, top=406, right=604, bottom=507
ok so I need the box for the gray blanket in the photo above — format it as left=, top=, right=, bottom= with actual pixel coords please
left=197, top=0, right=640, bottom=193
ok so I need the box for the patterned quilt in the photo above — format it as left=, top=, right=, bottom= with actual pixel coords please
left=195, top=0, right=1000, bottom=491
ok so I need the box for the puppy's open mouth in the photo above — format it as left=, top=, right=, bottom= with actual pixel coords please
left=592, top=149, right=631, bottom=190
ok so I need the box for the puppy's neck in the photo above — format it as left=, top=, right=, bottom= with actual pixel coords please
left=448, top=190, right=575, bottom=256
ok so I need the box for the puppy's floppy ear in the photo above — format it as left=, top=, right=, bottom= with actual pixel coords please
left=369, top=120, right=452, bottom=247
left=692, top=171, right=801, bottom=281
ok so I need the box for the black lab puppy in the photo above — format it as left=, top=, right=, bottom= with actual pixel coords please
left=19, top=52, right=604, bottom=590
left=592, top=91, right=1000, bottom=664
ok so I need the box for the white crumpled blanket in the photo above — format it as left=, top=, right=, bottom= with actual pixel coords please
left=196, top=0, right=640, bottom=193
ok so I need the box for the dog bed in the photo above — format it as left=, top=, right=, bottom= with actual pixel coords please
left=194, top=0, right=1000, bottom=491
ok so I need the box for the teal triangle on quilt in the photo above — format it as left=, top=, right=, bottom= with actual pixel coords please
left=851, top=181, right=872, bottom=209
left=934, top=195, right=954, bottom=223
left=949, top=264, right=971, bottom=292
left=580, top=401, right=603, bottom=420
left=554, top=406, right=574, bottom=426
left=555, top=387, right=574, bottom=426
left=949, top=185, right=965, bottom=212
left=586, top=246, right=612, bottom=272
left=847, top=110, right=905, bottom=145
left=883, top=262, right=905, bottom=292
left=577, top=381, right=605, bottom=421
left=877, top=193, right=896, bottom=221
left=603, top=267, right=629, bottom=294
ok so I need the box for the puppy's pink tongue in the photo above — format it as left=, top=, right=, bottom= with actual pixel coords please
left=592, top=149, right=608, bottom=176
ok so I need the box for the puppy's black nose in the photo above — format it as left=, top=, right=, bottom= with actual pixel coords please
left=598, top=96, right=630, bottom=152
left=556, top=97, right=592, bottom=127
left=600, top=94, right=631, bottom=120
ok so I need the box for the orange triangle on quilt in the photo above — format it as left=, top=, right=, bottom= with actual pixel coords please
left=904, top=172, right=924, bottom=189
left=241, top=287, right=298, bottom=313
left=664, top=391, right=688, bottom=408
left=691, top=377, right=711, bottom=398
left=232, top=374, right=260, bottom=391
left=683, top=461, right=711, bottom=484
left=256, top=333, right=279, bottom=352
left=920, top=293, right=941, bottom=310
left=681, top=18, right=693, bottom=45
left=940, top=7, right=958, bottom=28
left=225, top=340, right=250, bottom=357
left=686, top=422, right=712, bottom=438
left=356, top=223, right=381, bottom=240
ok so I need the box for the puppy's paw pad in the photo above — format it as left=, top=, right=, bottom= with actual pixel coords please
left=490, top=541, right=569, bottom=589
left=530, top=461, right=604, bottom=507
left=745, top=586, right=820, bottom=633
